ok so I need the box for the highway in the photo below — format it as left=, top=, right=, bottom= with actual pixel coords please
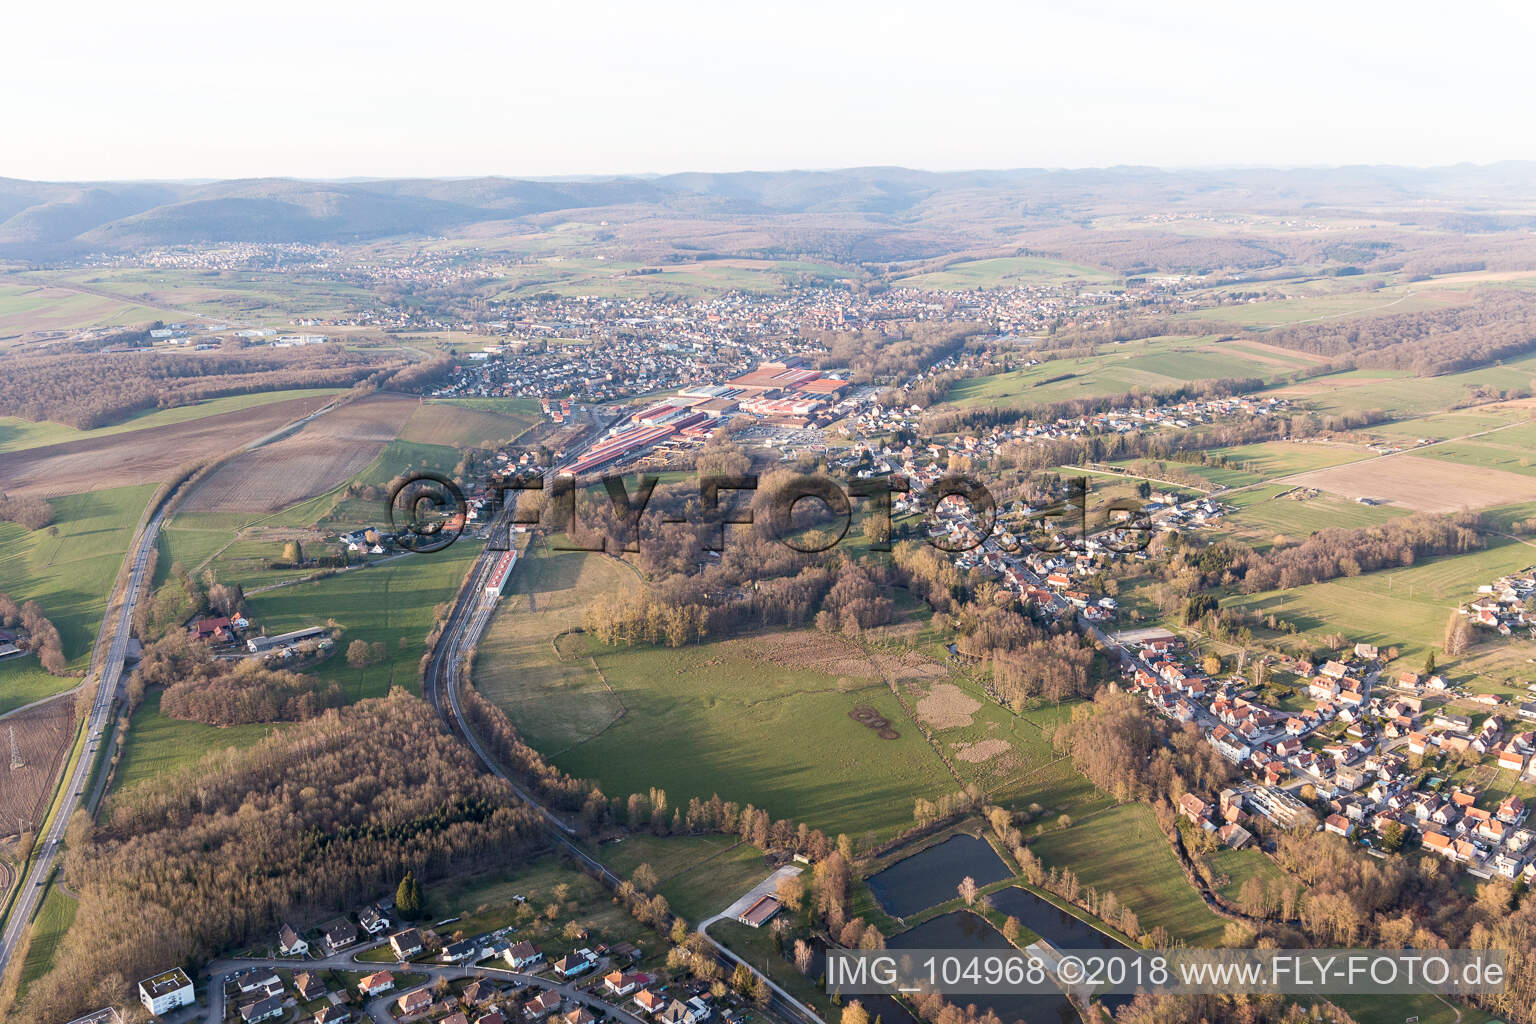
left=0, top=397, right=347, bottom=980
left=0, top=505, right=165, bottom=975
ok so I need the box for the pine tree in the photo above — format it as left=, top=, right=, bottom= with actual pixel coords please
left=397, top=870, right=422, bottom=917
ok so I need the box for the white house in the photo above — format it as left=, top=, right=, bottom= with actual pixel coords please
left=139, top=967, right=195, bottom=1016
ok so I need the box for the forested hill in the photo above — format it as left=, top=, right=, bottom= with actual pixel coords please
left=7, top=163, right=1536, bottom=258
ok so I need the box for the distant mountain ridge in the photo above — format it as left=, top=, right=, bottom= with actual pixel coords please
left=4, top=163, right=1536, bottom=258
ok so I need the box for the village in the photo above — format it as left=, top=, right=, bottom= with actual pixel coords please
left=1141, top=623, right=1536, bottom=883
left=69, top=875, right=793, bottom=1024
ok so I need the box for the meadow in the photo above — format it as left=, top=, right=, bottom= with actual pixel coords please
left=946, top=335, right=1302, bottom=410
left=894, top=256, right=1119, bottom=290
left=472, top=545, right=639, bottom=753
left=399, top=397, right=543, bottom=449
left=597, top=835, right=773, bottom=924
left=245, top=541, right=479, bottom=703
left=1265, top=353, right=1536, bottom=418
left=14, top=885, right=77, bottom=1002
left=111, top=691, right=284, bottom=795
left=0, top=281, right=164, bottom=337
left=1224, top=536, right=1536, bottom=660
left=0, top=484, right=156, bottom=690
left=1216, top=484, right=1406, bottom=549
left=422, top=853, right=663, bottom=965
left=1025, top=802, right=1228, bottom=946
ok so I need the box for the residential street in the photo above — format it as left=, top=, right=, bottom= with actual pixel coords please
left=190, top=939, right=641, bottom=1024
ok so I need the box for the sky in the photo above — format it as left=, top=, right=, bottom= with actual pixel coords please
left=7, top=0, right=1536, bottom=181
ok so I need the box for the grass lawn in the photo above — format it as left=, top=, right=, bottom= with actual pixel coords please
left=652, top=842, right=774, bottom=925
left=1025, top=803, right=1227, bottom=946
left=399, top=398, right=542, bottom=449
left=710, top=919, right=833, bottom=1018
left=15, top=883, right=77, bottom=1001
left=598, top=833, right=744, bottom=884
left=1331, top=992, right=1494, bottom=1024
left=0, top=483, right=157, bottom=696
left=1265, top=353, right=1536, bottom=419
left=1214, top=484, right=1407, bottom=550
left=110, top=691, right=284, bottom=795
left=895, top=256, right=1118, bottom=290
left=472, top=545, right=638, bottom=753
left=545, top=629, right=962, bottom=840
left=1202, top=847, right=1286, bottom=905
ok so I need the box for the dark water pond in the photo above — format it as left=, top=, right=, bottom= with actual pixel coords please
left=866, top=835, right=1013, bottom=918
left=888, top=912, right=1080, bottom=1024
left=987, top=887, right=1121, bottom=951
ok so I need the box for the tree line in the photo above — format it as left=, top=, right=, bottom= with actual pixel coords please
left=0, top=344, right=396, bottom=429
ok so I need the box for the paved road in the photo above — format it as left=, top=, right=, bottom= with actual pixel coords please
left=0, top=505, right=164, bottom=974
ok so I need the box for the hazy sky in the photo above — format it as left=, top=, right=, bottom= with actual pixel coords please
left=8, top=0, right=1536, bottom=181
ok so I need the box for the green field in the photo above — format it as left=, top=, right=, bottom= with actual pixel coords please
left=1025, top=802, right=1227, bottom=946
left=1225, top=536, right=1536, bottom=660
left=473, top=545, right=638, bottom=752
left=564, top=634, right=960, bottom=839
left=1416, top=421, right=1536, bottom=478
left=0, top=281, right=166, bottom=338
left=895, top=256, right=1119, bottom=290
left=399, top=397, right=543, bottom=448
left=947, top=335, right=1300, bottom=410
left=0, top=388, right=347, bottom=454
left=476, top=547, right=961, bottom=839
left=1216, top=484, right=1407, bottom=548
left=598, top=835, right=774, bottom=924
left=27, top=267, right=374, bottom=323
left=1175, top=285, right=1456, bottom=328
left=1268, top=354, right=1536, bottom=418
left=245, top=541, right=478, bottom=702
left=111, top=691, right=284, bottom=795
left=484, top=257, right=844, bottom=300
left=15, top=884, right=78, bottom=1001
left=0, top=485, right=156, bottom=714
left=1202, top=846, right=1285, bottom=906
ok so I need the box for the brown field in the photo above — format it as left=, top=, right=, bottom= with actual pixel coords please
left=915, top=682, right=982, bottom=729
left=0, top=393, right=337, bottom=497
left=729, top=632, right=947, bottom=684
left=1286, top=454, right=1536, bottom=512
left=399, top=401, right=537, bottom=448
left=180, top=393, right=417, bottom=515
left=0, top=696, right=75, bottom=838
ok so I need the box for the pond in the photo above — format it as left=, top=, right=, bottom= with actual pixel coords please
left=866, top=834, right=1013, bottom=918
left=888, top=911, right=1080, bottom=1024
left=987, top=887, right=1122, bottom=951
